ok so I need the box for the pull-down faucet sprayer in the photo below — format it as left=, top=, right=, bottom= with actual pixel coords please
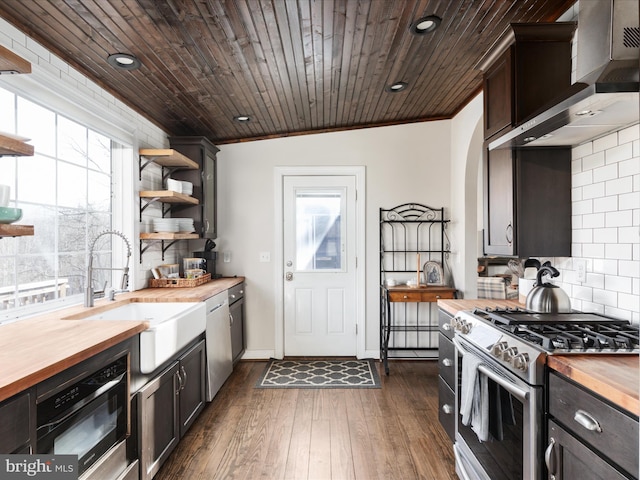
left=84, top=230, right=132, bottom=307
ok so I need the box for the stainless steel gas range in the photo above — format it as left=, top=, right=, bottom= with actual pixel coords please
left=450, top=308, right=639, bottom=480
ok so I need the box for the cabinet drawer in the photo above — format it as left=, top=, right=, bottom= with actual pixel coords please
left=548, top=371, right=639, bottom=476
left=438, top=377, right=455, bottom=442
left=438, top=309, right=454, bottom=340
left=388, top=289, right=455, bottom=303
left=438, top=334, right=455, bottom=389
left=0, top=391, right=32, bottom=453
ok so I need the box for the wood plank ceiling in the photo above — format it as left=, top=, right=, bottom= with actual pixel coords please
left=0, top=0, right=575, bottom=144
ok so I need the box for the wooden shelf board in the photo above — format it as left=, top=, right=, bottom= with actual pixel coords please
left=139, top=149, right=198, bottom=169
left=140, top=233, right=199, bottom=240
left=0, top=45, right=31, bottom=74
left=139, top=190, right=199, bottom=205
left=0, top=224, right=34, bottom=237
left=0, top=135, right=34, bottom=156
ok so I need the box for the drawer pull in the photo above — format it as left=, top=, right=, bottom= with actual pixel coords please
left=545, top=437, right=557, bottom=480
left=442, top=358, right=453, bottom=367
left=442, top=404, right=453, bottom=415
left=403, top=295, right=408, bottom=299
left=574, top=409, right=602, bottom=433
left=435, top=295, right=441, bottom=299
left=442, top=323, right=452, bottom=331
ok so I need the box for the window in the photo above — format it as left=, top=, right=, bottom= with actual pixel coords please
left=0, top=87, right=122, bottom=321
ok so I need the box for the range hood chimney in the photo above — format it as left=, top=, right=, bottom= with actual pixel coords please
left=489, top=0, right=639, bottom=150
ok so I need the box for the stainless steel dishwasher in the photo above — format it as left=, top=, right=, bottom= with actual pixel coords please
left=205, top=290, right=233, bottom=401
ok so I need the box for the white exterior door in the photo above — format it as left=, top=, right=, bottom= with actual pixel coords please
left=282, top=175, right=357, bottom=356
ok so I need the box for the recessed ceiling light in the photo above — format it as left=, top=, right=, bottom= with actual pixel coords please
left=233, top=115, right=251, bottom=122
left=107, top=53, right=141, bottom=70
left=410, top=15, right=442, bottom=35
left=385, top=81, right=408, bottom=93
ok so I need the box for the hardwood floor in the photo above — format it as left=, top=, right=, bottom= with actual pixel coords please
left=155, top=360, right=457, bottom=480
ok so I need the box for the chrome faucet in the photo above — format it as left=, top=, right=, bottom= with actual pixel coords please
left=84, top=230, right=132, bottom=307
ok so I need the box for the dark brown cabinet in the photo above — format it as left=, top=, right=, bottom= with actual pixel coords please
left=480, top=23, right=575, bottom=141
left=437, top=309, right=455, bottom=442
left=546, top=371, right=639, bottom=480
left=483, top=146, right=571, bottom=257
left=169, top=136, right=220, bottom=239
left=138, top=339, right=206, bottom=480
left=229, top=282, right=245, bottom=365
left=0, top=389, right=35, bottom=454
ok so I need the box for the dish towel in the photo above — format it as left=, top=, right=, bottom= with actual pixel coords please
left=459, top=352, right=490, bottom=442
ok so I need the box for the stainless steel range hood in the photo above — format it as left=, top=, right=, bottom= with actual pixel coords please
left=489, top=0, right=639, bottom=150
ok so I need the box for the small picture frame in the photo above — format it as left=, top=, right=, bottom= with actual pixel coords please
left=423, top=261, right=444, bottom=286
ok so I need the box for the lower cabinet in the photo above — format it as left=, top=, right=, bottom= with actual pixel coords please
left=437, top=309, right=456, bottom=442
left=138, top=339, right=206, bottom=480
left=229, top=282, right=245, bottom=365
left=0, top=389, right=35, bottom=454
left=546, top=371, right=639, bottom=480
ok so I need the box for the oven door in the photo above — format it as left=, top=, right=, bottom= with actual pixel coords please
left=453, top=335, right=543, bottom=480
left=37, top=374, right=128, bottom=476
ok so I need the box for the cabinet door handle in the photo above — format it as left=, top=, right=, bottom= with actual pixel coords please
left=574, top=409, right=602, bottom=433
left=442, top=323, right=452, bottom=331
left=442, top=404, right=453, bottom=415
left=175, top=370, right=183, bottom=395
left=545, top=437, right=557, bottom=479
left=229, top=312, right=234, bottom=326
left=505, top=222, right=513, bottom=245
left=181, top=365, right=187, bottom=391
left=442, top=358, right=453, bottom=367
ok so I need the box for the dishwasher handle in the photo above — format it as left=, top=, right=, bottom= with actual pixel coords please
left=208, top=302, right=225, bottom=315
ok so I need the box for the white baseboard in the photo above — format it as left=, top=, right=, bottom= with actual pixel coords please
left=241, top=349, right=276, bottom=360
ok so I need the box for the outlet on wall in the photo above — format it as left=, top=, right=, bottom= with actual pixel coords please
left=575, top=259, right=587, bottom=283
left=223, top=251, right=231, bottom=263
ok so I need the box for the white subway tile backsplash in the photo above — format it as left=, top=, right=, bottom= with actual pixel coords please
left=582, top=151, right=605, bottom=170
left=582, top=302, right=605, bottom=315
left=592, top=258, right=619, bottom=275
left=573, top=228, right=592, bottom=243
left=604, top=306, right=632, bottom=321
left=617, top=293, right=640, bottom=313
left=634, top=139, right=639, bottom=157
left=605, top=143, right=633, bottom=164
left=573, top=170, right=593, bottom=187
left=605, top=210, right=633, bottom=228
left=571, top=187, right=582, bottom=202
left=593, top=132, right=618, bottom=153
left=571, top=243, right=582, bottom=257
left=582, top=213, right=604, bottom=228
left=619, top=157, right=640, bottom=177
left=593, top=288, right=617, bottom=306
left=593, top=163, right=618, bottom=182
left=634, top=278, right=640, bottom=296
left=593, top=228, right=617, bottom=244
left=605, top=177, right=633, bottom=196
left=573, top=285, right=593, bottom=302
left=572, top=215, right=583, bottom=229
left=582, top=183, right=605, bottom=200
left=573, top=199, right=592, bottom=215
left=619, top=227, right=639, bottom=244
left=585, top=272, right=604, bottom=289
left=619, top=192, right=640, bottom=210
left=592, top=194, right=616, bottom=212
left=605, top=275, right=632, bottom=293
left=634, top=243, right=640, bottom=261
left=604, top=243, right=632, bottom=260
left=618, top=124, right=640, bottom=145
left=572, top=142, right=593, bottom=159
left=619, top=260, right=640, bottom=278
left=571, top=159, right=582, bottom=174
left=582, top=243, right=605, bottom=258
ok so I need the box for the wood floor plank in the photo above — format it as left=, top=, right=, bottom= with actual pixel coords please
left=155, top=360, right=457, bottom=480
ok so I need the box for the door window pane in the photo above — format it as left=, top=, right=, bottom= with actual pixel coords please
left=295, top=190, right=344, bottom=271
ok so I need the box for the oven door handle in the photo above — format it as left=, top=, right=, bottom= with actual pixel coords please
left=453, top=336, right=529, bottom=402
left=37, top=372, right=126, bottom=432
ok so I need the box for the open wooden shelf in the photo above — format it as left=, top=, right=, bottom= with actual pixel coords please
left=0, top=45, right=31, bottom=74
left=0, top=134, right=34, bottom=157
left=139, top=149, right=198, bottom=169
left=0, top=224, right=34, bottom=237
left=139, top=190, right=199, bottom=205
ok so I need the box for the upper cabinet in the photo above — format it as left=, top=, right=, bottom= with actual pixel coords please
left=479, top=23, right=576, bottom=141
left=168, top=137, right=220, bottom=240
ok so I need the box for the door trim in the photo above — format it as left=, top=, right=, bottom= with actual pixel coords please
left=274, top=166, right=366, bottom=359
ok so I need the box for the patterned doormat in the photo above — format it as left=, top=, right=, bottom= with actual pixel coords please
left=256, top=359, right=381, bottom=389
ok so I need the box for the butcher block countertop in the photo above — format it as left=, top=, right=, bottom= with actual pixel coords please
left=0, top=276, right=244, bottom=403
left=437, top=298, right=640, bottom=417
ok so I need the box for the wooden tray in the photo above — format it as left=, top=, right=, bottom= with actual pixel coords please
left=149, top=273, right=211, bottom=288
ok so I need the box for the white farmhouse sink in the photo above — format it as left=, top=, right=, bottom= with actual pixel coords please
left=74, top=301, right=206, bottom=374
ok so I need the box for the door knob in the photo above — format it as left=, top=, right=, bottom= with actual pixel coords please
left=286, top=260, right=293, bottom=267
left=285, top=272, right=293, bottom=281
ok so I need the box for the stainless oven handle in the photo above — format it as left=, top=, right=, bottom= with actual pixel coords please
left=454, top=452, right=474, bottom=480
left=453, top=336, right=529, bottom=402
left=37, top=372, right=126, bottom=431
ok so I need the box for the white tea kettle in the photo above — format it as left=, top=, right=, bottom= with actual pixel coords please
left=525, top=266, right=571, bottom=313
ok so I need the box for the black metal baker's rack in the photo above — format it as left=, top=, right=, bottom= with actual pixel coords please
left=379, top=203, right=453, bottom=373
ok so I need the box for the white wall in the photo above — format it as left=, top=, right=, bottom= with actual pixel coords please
left=216, top=122, right=452, bottom=358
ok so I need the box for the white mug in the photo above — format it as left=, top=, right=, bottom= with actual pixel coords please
left=0, top=185, right=9, bottom=207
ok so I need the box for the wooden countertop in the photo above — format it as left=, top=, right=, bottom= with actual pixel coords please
left=437, top=298, right=640, bottom=417
left=0, top=276, right=244, bottom=403
left=548, top=355, right=639, bottom=417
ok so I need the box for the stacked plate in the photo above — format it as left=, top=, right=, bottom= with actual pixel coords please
left=152, top=218, right=180, bottom=233
left=181, top=181, right=193, bottom=196
left=174, top=217, right=195, bottom=233
left=166, top=178, right=193, bottom=196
